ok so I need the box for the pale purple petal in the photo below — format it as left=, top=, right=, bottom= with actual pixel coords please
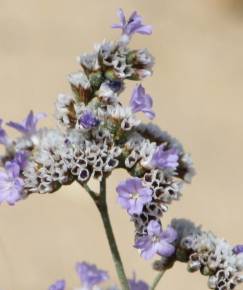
left=117, top=196, right=130, bottom=209
left=76, top=262, right=109, bottom=289
left=117, top=8, right=126, bottom=26
left=13, top=151, right=29, bottom=170
left=160, top=226, right=177, bottom=243
left=138, top=188, right=153, bottom=199
left=7, top=121, right=27, bottom=133
left=116, top=178, right=152, bottom=215
left=48, top=280, right=66, bottom=290
left=112, top=9, right=152, bottom=38
left=156, top=241, right=176, bottom=257
left=79, top=110, right=99, bottom=129
left=112, top=24, right=123, bottom=29
left=130, top=85, right=155, bottom=120
left=0, top=161, right=24, bottom=205
left=142, top=109, right=155, bottom=120
left=25, top=111, right=34, bottom=129
left=5, top=161, right=20, bottom=178
left=127, top=199, right=144, bottom=215
left=135, top=25, right=153, bottom=35
left=150, top=145, right=179, bottom=170
left=233, top=245, right=243, bottom=255
left=140, top=243, right=157, bottom=260
left=32, top=112, right=47, bottom=124
left=7, top=111, right=46, bottom=135
left=135, top=221, right=176, bottom=260
left=129, top=274, right=149, bottom=290
left=125, top=177, right=140, bottom=192
left=134, top=236, right=150, bottom=249
left=0, top=119, right=9, bottom=145
left=116, top=180, right=130, bottom=195
left=147, top=220, right=161, bottom=236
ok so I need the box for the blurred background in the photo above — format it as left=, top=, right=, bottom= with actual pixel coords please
left=0, top=0, right=243, bottom=289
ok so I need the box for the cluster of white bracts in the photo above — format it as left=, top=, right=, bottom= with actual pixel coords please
left=171, top=219, right=243, bottom=290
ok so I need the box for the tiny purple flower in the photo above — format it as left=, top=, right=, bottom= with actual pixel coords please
left=7, top=110, right=46, bottom=135
left=233, top=245, right=243, bottom=255
left=0, top=161, right=24, bottom=205
left=0, top=119, right=9, bottom=145
left=79, top=111, right=100, bottom=129
left=13, top=151, right=29, bottom=170
left=150, top=145, right=179, bottom=170
left=76, top=262, right=109, bottom=289
left=48, top=280, right=66, bottom=290
left=112, top=9, right=152, bottom=38
left=129, top=85, right=155, bottom=120
left=116, top=177, right=152, bottom=215
left=134, top=220, right=177, bottom=260
left=129, top=273, right=149, bottom=290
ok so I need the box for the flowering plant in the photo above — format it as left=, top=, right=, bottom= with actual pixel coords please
left=0, top=8, right=242, bottom=290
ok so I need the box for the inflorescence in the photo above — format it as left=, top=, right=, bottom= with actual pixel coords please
left=49, top=261, right=149, bottom=290
left=0, top=8, right=242, bottom=290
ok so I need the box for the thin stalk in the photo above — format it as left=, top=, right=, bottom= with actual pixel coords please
left=84, top=178, right=130, bottom=290
left=150, top=270, right=166, bottom=290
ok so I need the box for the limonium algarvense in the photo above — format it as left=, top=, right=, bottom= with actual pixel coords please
left=0, top=8, right=242, bottom=290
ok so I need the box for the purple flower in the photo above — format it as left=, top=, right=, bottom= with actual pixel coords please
left=0, top=119, right=9, bottom=145
left=116, top=178, right=152, bottom=215
left=79, top=111, right=100, bottom=129
left=134, top=220, right=177, bottom=260
left=129, top=273, right=149, bottom=290
left=112, top=9, right=152, bottom=37
left=129, top=85, right=155, bottom=120
left=150, top=145, right=179, bottom=170
left=48, top=280, right=66, bottom=290
left=7, top=110, right=46, bottom=135
left=76, top=262, right=109, bottom=289
left=233, top=245, right=243, bottom=255
left=13, top=151, right=29, bottom=170
left=0, top=161, right=24, bottom=205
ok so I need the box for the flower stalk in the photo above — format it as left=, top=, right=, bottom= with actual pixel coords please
left=84, top=178, right=130, bottom=290
left=150, top=270, right=166, bottom=290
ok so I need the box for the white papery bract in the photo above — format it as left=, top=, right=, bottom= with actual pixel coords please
left=169, top=219, right=243, bottom=290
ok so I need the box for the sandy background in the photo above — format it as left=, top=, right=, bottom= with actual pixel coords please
left=0, top=0, right=243, bottom=289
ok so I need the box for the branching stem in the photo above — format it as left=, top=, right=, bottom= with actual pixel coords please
left=83, top=178, right=130, bottom=290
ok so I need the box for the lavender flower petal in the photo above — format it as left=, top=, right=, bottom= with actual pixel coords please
left=116, top=177, right=152, bottom=215
left=7, top=110, right=46, bottom=135
left=76, top=262, right=109, bottom=289
left=112, top=9, right=152, bottom=38
left=233, top=245, right=243, bottom=255
left=13, top=151, right=29, bottom=170
left=79, top=110, right=100, bottom=129
left=134, top=221, right=177, bottom=260
left=147, top=219, right=161, bottom=236
left=130, top=85, right=155, bottom=120
left=129, top=273, right=149, bottom=290
left=0, top=161, right=24, bottom=205
left=0, top=119, right=9, bottom=145
left=150, top=145, right=179, bottom=170
left=48, top=280, right=66, bottom=290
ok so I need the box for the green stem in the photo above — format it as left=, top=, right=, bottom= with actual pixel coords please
left=84, top=178, right=130, bottom=290
left=82, top=183, right=98, bottom=202
left=150, top=270, right=166, bottom=290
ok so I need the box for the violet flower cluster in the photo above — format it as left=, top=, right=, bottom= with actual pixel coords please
left=48, top=262, right=148, bottom=290
left=0, top=8, right=242, bottom=290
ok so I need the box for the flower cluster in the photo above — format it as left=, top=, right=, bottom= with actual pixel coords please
left=0, top=8, right=241, bottom=290
left=165, top=219, right=243, bottom=290
left=0, top=8, right=194, bottom=255
left=48, top=261, right=148, bottom=290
